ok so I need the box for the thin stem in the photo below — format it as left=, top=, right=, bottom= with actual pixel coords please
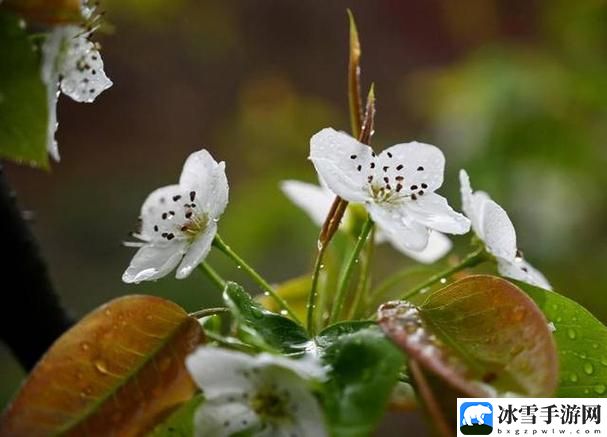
left=399, top=248, right=487, bottom=300
left=189, top=307, right=230, bottom=319
left=347, top=226, right=375, bottom=319
left=306, top=244, right=327, bottom=336
left=212, top=234, right=300, bottom=323
left=197, top=262, right=226, bottom=290
left=329, top=216, right=374, bottom=324
left=204, top=330, right=257, bottom=353
left=372, top=265, right=435, bottom=302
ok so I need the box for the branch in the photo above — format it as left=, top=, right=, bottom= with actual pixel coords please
left=0, top=164, right=72, bottom=370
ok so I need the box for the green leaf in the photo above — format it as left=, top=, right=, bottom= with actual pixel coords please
left=0, top=11, right=49, bottom=168
left=316, top=320, right=375, bottom=349
left=379, top=275, right=559, bottom=397
left=223, top=282, right=309, bottom=354
left=515, top=281, right=607, bottom=397
left=148, top=395, right=203, bottom=437
left=320, top=326, right=404, bottom=437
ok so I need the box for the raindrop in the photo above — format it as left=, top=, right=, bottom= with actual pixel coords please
left=280, top=310, right=288, bottom=316
left=583, top=362, right=594, bottom=375
left=80, top=342, right=90, bottom=351
left=104, top=309, right=112, bottom=317
left=94, top=359, right=110, bottom=375
left=439, top=278, right=447, bottom=284
left=567, top=328, right=576, bottom=339
left=594, top=384, right=606, bottom=395
left=263, top=292, right=270, bottom=297
left=354, top=258, right=359, bottom=264
left=592, top=343, right=599, bottom=350
left=237, top=265, right=242, bottom=269
left=319, top=264, right=325, bottom=269
left=569, top=373, right=579, bottom=383
left=600, top=357, right=607, bottom=367
left=584, top=389, right=590, bottom=394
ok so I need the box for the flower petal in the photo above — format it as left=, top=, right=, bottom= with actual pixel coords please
left=186, top=346, right=255, bottom=398
left=459, top=169, right=490, bottom=236
left=380, top=230, right=452, bottom=263
left=256, top=353, right=327, bottom=381
left=179, top=149, right=229, bottom=219
left=379, top=141, right=446, bottom=193
left=309, top=128, right=373, bottom=203
left=280, top=180, right=334, bottom=227
left=478, top=198, right=517, bottom=262
left=498, top=258, right=552, bottom=290
left=138, top=184, right=184, bottom=240
left=367, top=203, right=429, bottom=251
left=175, top=221, right=217, bottom=279
left=59, top=34, right=112, bottom=103
left=404, top=192, right=471, bottom=235
left=121, top=241, right=187, bottom=283
left=194, top=402, right=259, bottom=437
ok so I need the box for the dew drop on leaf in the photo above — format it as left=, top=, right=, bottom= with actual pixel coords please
left=569, top=373, right=579, bottom=383
left=567, top=328, right=576, bottom=340
left=583, top=362, right=594, bottom=375
left=594, top=384, right=606, bottom=395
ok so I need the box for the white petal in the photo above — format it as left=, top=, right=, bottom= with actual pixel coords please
left=179, top=149, right=229, bottom=219
left=479, top=199, right=517, bottom=262
left=194, top=402, right=259, bottom=437
left=46, top=85, right=60, bottom=161
left=381, top=230, right=452, bottom=263
left=139, top=185, right=184, bottom=240
left=367, top=203, right=429, bottom=251
left=498, top=258, right=552, bottom=290
left=280, top=180, right=334, bottom=227
left=175, top=222, right=217, bottom=279
left=309, top=128, right=373, bottom=203
left=41, top=28, right=65, bottom=161
left=59, top=34, right=112, bottom=103
left=121, top=241, right=187, bottom=283
left=404, top=192, right=470, bottom=235
left=256, top=353, right=327, bottom=381
left=186, top=346, right=255, bottom=398
left=379, top=141, right=445, bottom=193
left=459, top=169, right=491, bottom=237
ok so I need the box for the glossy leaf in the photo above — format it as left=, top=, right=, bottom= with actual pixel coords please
left=223, top=282, right=308, bottom=354
left=320, top=327, right=403, bottom=437
left=0, top=11, right=49, bottom=168
left=148, top=395, right=203, bottom=437
left=516, top=281, right=607, bottom=397
left=0, top=295, right=203, bottom=436
left=2, top=0, right=83, bottom=24
left=379, top=275, right=559, bottom=397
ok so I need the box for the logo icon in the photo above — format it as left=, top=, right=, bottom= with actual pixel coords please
left=460, top=402, right=493, bottom=435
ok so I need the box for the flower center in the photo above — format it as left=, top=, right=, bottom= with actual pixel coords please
left=250, top=389, right=290, bottom=421
left=180, top=213, right=209, bottom=240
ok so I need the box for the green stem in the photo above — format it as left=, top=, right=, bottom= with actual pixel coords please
left=197, top=262, right=226, bottom=290
left=399, top=248, right=487, bottom=300
left=372, top=265, right=433, bottom=302
left=329, top=217, right=374, bottom=324
left=204, top=330, right=257, bottom=352
left=188, top=307, right=230, bottom=319
left=306, top=244, right=327, bottom=336
left=212, top=234, right=299, bottom=323
left=347, top=226, right=375, bottom=319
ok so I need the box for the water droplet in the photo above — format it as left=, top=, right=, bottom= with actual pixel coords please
left=263, top=292, right=270, bottom=297
left=354, top=258, right=359, bottom=264
left=94, top=359, right=110, bottom=375
left=555, top=317, right=562, bottom=322
left=80, top=342, right=90, bottom=351
left=580, top=352, right=587, bottom=359
left=280, top=310, right=288, bottom=316
left=104, top=309, right=112, bottom=316
left=600, top=357, right=607, bottom=367
left=237, top=265, right=242, bottom=269
left=583, top=362, right=594, bottom=375
left=569, top=373, right=579, bottom=383
left=592, top=343, right=599, bottom=350
left=567, top=328, right=576, bottom=339
left=319, top=264, right=325, bottom=269
left=594, top=384, right=606, bottom=395
left=584, top=388, right=590, bottom=394
left=439, top=278, right=447, bottom=284
left=145, top=314, right=153, bottom=321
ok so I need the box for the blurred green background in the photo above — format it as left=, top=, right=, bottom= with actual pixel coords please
left=2, top=0, right=607, bottom=409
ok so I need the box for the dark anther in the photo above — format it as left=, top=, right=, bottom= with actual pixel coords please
left=396, top=184, right=403, bottom=192
left=357, top=165, right=362, bottom=171
left=161, top=232, right=168, bottom=237
left=410, top=185, right=418, bottom=190
left=421, top=183, right=428, bottom=189
left=172, top=195, right=181, bottom=201
left=396, top=164, right=404, bottom=170
left=153, top=225, right=158, bottom=232
left=190, top=191, right=196, bottom=201
left=418, top=190, right=424, bottom=196
left=383, top=166, right=389, bottom=172
left=386, top=184, right=391, bottom=190
left=395, top=176, right=404, bottom=181
left=350, top=154, right=357, bottom=159
left=368, top=175, right=373, bottom=183
left=383, top=177, right=389, bottom=183
left=370, top=162, right=375, bottom=169
left=166, top=233, right=175, bottom=240
left=411, top=194, right=417, bottom=201
left=185, top=211, right=193, bottom=219
left=387, top=152, right=393, bottom=158
left=417, top=166, right=424, bottom=171
left=169, top=210, right=175, bottom=216
left=161, top=212, right=167, bottom=220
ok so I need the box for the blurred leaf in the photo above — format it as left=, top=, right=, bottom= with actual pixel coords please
left=316, top=320, right=375, bottom=349
left=148, top=394, right=203, bottom=437
left=379, top=275, right=559, bottom=397
left=320, top=326, right=403, bottom=437
left=516, top=281, right=607, bottom=397
left=257, top=274, right=310, bottom=323
left=0, top=295, right=203, bottom=436
left=3, top=0, right=82, bottom=24
left=223, top=282, right=308, bottom=354
left=346, top=8, right=362, bottom=137
left=0, top=11, right=48, bottom=168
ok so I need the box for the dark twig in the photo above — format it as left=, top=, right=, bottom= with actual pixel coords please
left=0, top=164, right=72, bottom=370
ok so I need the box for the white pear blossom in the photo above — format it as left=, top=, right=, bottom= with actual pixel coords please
left=186, top=346, right=328, bottom=437
left=41, top=7, right=112, bottom=161
left=281, top=177, right=452, bottom=263
left=459, top=169, right=552, bottom=290
left=122, top=150, right=228, bottom=283
left=309, top=128, right=470, bottom=252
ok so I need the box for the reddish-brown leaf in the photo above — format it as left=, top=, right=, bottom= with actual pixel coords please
left=0, top=295, right=203, bottom=436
